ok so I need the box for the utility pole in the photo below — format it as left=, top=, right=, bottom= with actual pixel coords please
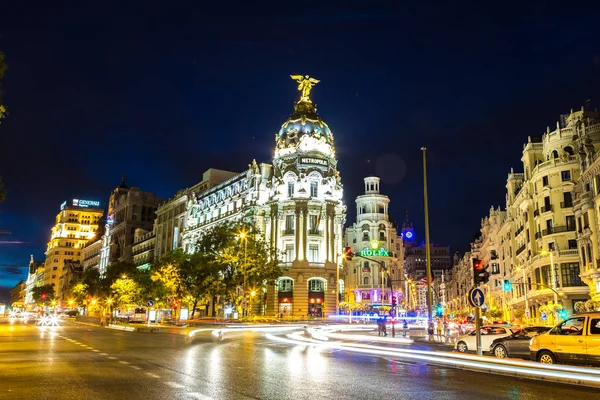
left=421, top=147, right=434, bottom=338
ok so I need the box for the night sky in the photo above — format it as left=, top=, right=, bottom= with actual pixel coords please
left=1, top=2, right=600, bottom=302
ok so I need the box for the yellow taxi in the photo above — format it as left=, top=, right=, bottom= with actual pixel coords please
left=529, top=312, right=600, bottom=365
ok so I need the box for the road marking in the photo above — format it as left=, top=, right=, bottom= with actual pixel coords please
left=129, top=365, right=142, bottom=370
left=187, top=393, right=214, bottom=400
left=100, top=353, right=109, bottom=356
left=146, top=373, right=160, bottom=378
left=85, top=346, right=94, bottom=349
left=165, top=381, right=184, bottom=389
left=108, top=357, right=118, bottom=360
left=92, top=350, right=100, bottom=352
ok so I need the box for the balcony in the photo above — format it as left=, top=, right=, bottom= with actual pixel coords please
left=560, top=201, right=573, bottom=208
left=534, top=209, right=540, bottom=217
left=535, top=232, right=542, bottom=239
left=515, top=226, right=524, bottom=236
left=308, top=229, right=322, bottom=236
left=541, top=205, right=553, bottom=213
left=516, top=244, right=526, bottom=255
left=541, top=225, right=576, bottom=236
left=282, top=229, right=295, bottom=236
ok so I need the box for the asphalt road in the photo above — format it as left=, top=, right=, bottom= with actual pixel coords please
left=1, top=320, right=599, bottom=400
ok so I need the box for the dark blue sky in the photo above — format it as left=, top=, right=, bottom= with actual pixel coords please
left=1, top=2, right=600, bottom=302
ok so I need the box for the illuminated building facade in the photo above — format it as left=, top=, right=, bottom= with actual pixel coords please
left=344, top=177, right=404, bottom=311
left=25, top=255, right=44, bottom=308
left=43, top=199, right=103, bottom=298
left=183, top=76, right=346, bottom=317
left=105, top=176, right=162, bottom=266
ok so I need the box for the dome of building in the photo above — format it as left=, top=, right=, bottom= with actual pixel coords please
left=276, top=99, right=334, bottom=150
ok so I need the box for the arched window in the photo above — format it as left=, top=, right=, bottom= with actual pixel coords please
left=379, top=231, right=385, bottom=240
left=362, top=231, right=370, bottom=241
left=564, top=146, right=574, bottom=156
left=363, top=277, right=370, bottom=285
left=308, top=278, right=326, bottom=292
left=278, top=278, right=294, bottom=292
left=338, top=279, right=344, bottom=295
left=552, top=150, right=559, bottom=159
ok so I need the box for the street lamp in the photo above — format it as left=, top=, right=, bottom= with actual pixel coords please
left=515, top=265, right=529, bottom=324
left=238, top=231, right=248, bottom=316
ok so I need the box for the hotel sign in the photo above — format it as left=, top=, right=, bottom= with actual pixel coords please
left=72, top=199, right=101, bottom=208
left=300, top=157, right=328, bottom=166
left=360, top=248, right=390, bottom=257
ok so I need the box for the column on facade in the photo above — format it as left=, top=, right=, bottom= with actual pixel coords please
left=327, top=203, right=335, bottom=263
left=324, top=207, right=330, bottom=263
left=295, top=208, right=301, bottom=261
left=587, top=206, right=599, bottom=271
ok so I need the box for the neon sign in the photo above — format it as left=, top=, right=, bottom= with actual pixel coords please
left=106, top=214, right=115, bottom=225
left=72, top=199, right=101, bottom=208
left=360, top=248, right=390, bottom=257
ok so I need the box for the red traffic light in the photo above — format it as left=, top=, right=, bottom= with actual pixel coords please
left=41, top=293, right=47, bottom=299
left=343, top=247, right=354, bottom=260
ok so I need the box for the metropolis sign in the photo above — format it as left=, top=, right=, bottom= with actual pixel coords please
left=360, top=248, right=390, bottom=257
left=300, top=157, right=328, bottom=166
left=72, top=199, right=101, bottom=208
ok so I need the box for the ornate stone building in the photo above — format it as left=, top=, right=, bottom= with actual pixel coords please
left=571, top=106, right=600, bottom=306
left=182, top=76, right=346, bottom=317
left=344, top=177, right=404, bottom=312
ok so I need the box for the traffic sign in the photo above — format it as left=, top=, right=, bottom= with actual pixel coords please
left=147, top=300, right=155, bottom=307
left=541, top=312, right=547, bottom=321
left=468, top=288, right=485, bottom=308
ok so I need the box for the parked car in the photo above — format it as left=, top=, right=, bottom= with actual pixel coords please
left=490, top=326, right=551, bottom=359
left=529, top=312, right=600, bottom=365
left=454, top=324, right=515, bottom=353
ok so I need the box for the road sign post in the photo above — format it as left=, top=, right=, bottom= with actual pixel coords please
left=468, top=288, right=485, bottom=356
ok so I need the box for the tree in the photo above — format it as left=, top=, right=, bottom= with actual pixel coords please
left=31, top=284, right=55, bottom=304
left=70, top=282, right=89, bottom=306
left=111, top=277, right=142, bottom=308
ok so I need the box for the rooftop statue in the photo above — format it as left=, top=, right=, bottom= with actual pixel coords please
left=290, top=75, right=320, bottom=102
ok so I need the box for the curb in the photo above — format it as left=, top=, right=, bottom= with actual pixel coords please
left=107, top=324, right=136, bottom=332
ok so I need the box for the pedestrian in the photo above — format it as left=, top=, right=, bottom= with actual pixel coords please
left=403, top=319, right=409, bottom=337
left=382, top=316, right=388, bottom=336
left=377, top=317, right=383, bottom=336
left=436, top=320, right=443, bottom=341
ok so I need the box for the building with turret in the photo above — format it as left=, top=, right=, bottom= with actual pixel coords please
left=344, top=177, right=404, bottom=313
left=181, top=76, right=346, bottom=317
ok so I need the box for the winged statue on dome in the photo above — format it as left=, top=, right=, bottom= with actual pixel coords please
left=290, top=75, right=320, bottom=101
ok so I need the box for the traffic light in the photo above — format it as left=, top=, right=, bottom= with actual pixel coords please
left=473, top=258, right=489, bottom=285
left=435, top=304, right=443, bottom=317
left=342, top=247, right=354, bottom=261
left=559, top=309, right=568, bottom=319
left=503, top=280, right=512, bottom=291
left=41, top=293, right=47, bottom=299
left=391, top=295, right=397, bottom=317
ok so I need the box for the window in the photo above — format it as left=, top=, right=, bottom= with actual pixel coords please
left=541, top=265, right=551, bottom=286
left=308, top=245, right=319, bottom=262
left=363, top=277, right=370, bottom=285
left=310, top=181, right=318, bottom=197
left=566, top=215, right=576, bottom=231
left=285, top=215, right=294, bottom=233
left=544, top=196, right=551, bottom=209
left=362, top=292, right=371, bottom=300
left=287, top=182, right=294, bottom=197
left=491, top=263, right=500, bottom=274
left=309, top=215, right=318, bottom=233
left=561, top=263, right=584, bottom=287
left=561, top=170, right=571, bottom=182
left=278, top=278, right=293, bottom=292
left=379, top=231, right=385, bottom=240
left=285, top=245, right=294, bottom=263
left=309, top=279, right=325, bottom=292
left=568, top=239, right=577, bottom=249
left=542, top=176, right=549, bottom=187
left=550, top=317, right=584, bottom=335
left=590, top=319, right=600, bottom=335
left=563, top=192, right=573, bottom=207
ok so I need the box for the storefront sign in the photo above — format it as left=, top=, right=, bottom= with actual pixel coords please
left=360, top=248, right=390, bottom=257
left=107, top=214, right=115, bottom=225
left=300, top=157, right=328, bottom=166
left=72, top=199, right=100, bottom=208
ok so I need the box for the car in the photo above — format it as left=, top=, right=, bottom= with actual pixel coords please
left=454, top=324, right=516, bottom=353
left=529, top=312, right=600, bottom=365
left=490, top=326, right=551, bottom=359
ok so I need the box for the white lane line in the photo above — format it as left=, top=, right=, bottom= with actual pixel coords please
left=100, top=353, right=109, bottom=356
left=129, top=366, right=142, bottom=370
left=108, top=357, right=118, bottom=360
left=92, top=350, right=100, bottom=352
left=165, top=381, right=184, bottom=389
left=85, top=347, right=94, bottom=349
left=118, top=361, right=130, bottom=365
left=187, top=393, right=215, bottom=400
left=146, top=373, right=160, bottom=378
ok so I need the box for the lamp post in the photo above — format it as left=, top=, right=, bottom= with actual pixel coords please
left=336, top=252, right=344, bottom=316
left=239, top=231, right=248, bottom=317
left=516, top=265, right=529, bottom=324
left=421, top=147, right=434, bottom=337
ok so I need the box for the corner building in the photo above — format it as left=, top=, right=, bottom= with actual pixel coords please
left=183, top=77, right=346, bottom=317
